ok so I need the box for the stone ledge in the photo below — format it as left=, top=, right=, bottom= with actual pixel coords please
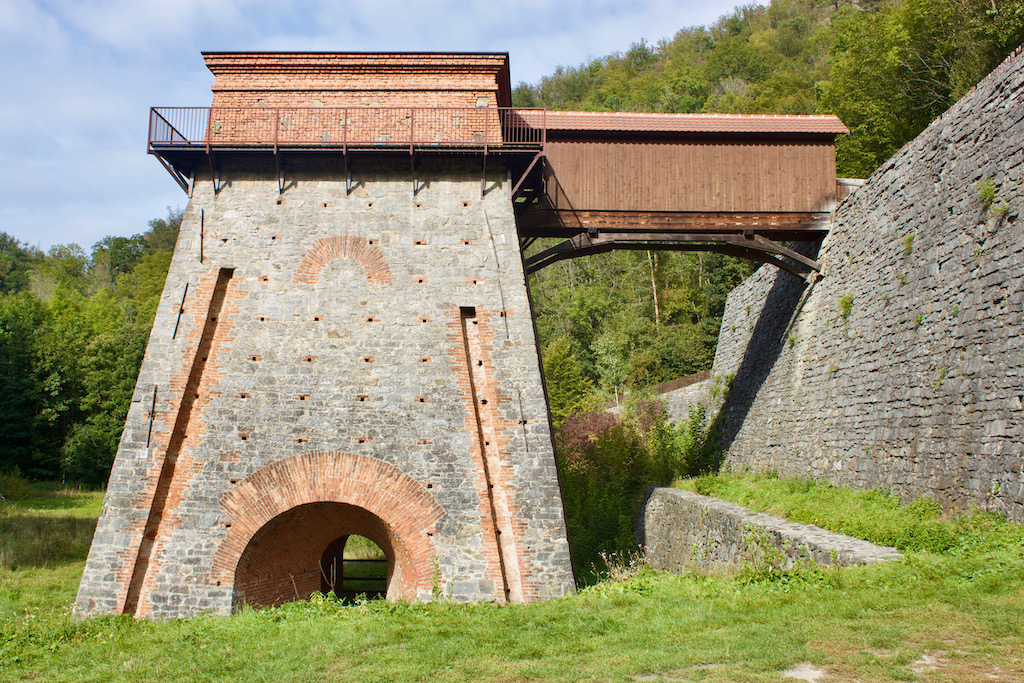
left=637, top=487, right=902, bottom=573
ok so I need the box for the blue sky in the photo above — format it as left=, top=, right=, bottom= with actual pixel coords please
left=0, top=0, right=749, bottom=252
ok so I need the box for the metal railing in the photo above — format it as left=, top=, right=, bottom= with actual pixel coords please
left=149, top=107, right=546, bottom=153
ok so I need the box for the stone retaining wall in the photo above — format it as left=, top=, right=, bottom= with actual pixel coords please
left=638, top=487, right=902, bottom=573
left=709, top=46, right=1024, bottom=520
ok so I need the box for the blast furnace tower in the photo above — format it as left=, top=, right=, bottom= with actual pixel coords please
left=76, top=53, right=575, bottom=618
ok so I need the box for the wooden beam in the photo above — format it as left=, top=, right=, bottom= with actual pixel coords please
left=515, top=208, right=831, bottom=238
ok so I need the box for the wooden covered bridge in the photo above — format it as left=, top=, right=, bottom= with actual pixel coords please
left=149, top=52, right=848, bottom=278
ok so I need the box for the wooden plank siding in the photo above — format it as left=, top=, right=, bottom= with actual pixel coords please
left=542, top=137, right=838, bottom=213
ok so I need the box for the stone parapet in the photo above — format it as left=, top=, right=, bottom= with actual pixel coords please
left=638, top=487, right=902, bottom=573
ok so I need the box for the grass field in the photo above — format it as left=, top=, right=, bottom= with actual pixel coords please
left=2, top=473, right=1023, bottom=682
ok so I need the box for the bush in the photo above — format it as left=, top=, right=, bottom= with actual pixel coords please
left=556, top=400, right=714, bottom=581
left=0, top=470, right=36, bottom=501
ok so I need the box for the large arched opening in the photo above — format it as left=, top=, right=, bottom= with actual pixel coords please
left=211, top=451, right=445, bottom=610
left=234, top=501, right=401, bottom=607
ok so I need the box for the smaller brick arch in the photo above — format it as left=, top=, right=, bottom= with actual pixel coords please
left=293, top=236, right=391, bottom=285
left=212, top=451, right=442, bottom=605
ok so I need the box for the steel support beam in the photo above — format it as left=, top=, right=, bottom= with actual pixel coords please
left=523, top=230, right=821, bottom=278
left=510, top=151, right=545, bottom=201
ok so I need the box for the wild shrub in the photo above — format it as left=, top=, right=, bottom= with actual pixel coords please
left=556, top=400, right=714, bottom=581
left=0, top=470, right=35, bottom=501
left=557, top=411, right=645, bottom=579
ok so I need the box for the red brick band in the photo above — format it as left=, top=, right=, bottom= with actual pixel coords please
left=212, top=451, right=442, bottom=601
left=293, top=236, right=392, bottom=285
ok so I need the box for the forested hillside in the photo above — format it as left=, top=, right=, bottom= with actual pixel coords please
left=514, top=0, right=1024, bottom=178
left=2, top=0, right=1023, bottom=485
left=524, top=0, right=1024, bottom=415
left=0, top=214, right=179, bottom=483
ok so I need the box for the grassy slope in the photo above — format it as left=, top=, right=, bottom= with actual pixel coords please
left=2, top=478, right=1023, bottom=682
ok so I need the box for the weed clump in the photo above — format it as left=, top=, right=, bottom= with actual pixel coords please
left=977, top=176, right=997, bottom=207
left=838, top=294, right=853, bottom=319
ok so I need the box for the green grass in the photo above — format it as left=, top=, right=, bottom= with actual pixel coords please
left=0, top=489, right=102, bottom=570
left=2, top=474, right=1024, bottom=682
left=0, top=478, right=104, bottom=619
left=342, top=535, right=385, bottom=560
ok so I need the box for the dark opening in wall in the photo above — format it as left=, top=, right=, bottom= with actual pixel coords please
left=320, top=534, right=387, bottom=602
left=234, top=502, right=396, bottom=608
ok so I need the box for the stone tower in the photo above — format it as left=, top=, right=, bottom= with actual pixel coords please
left=76, top=53, right=575, bottom=618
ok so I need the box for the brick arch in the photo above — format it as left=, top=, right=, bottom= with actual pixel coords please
left=212, top=451, right=442, bottom=604
left=293, top=236, right=391, bottom=285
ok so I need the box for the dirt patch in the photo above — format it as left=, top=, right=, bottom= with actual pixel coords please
left=782, top=662, right=828, bottom=681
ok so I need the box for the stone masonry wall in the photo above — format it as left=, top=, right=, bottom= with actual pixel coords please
left=77, top=156, right=575, bottom=618
left=659, top=378, right=712, bottom=423
left=638, top=487, right=902, bottom=573
left=710, top=46, right=1024, bottom=520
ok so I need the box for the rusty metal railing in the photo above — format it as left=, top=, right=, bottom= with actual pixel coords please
left=149, top=107, right=546, bottom=153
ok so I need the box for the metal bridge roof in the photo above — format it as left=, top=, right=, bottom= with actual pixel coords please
left=525, top=110, right=849, bottom=135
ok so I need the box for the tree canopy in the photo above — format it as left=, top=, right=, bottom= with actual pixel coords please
left=0, top=211, right=181, bottom=483
left=514, top=0, right=1024, bottom=176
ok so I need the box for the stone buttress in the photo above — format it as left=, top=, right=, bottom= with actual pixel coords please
left=76, top=53, right=575, bottom=618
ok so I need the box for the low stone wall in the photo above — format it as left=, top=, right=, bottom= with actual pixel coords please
left=606, top=372, right=712, bottom=422
left=637, top=487, right=902, bottom=573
